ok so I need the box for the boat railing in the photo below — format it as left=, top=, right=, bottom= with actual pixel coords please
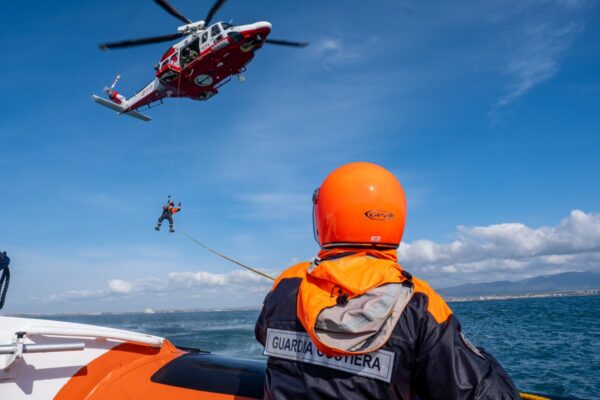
left=21, top=326, right=164, bottom=348
left=0, top=328, right=163, bottom=374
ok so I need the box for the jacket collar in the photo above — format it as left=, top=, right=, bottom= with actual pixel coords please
left=317, top=247, right=398, bottom=262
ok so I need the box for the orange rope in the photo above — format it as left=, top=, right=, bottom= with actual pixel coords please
left=520, top=393, right=551, bottom=400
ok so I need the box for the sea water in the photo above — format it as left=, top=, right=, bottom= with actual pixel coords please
left=48, top=295, right=600, bottom=399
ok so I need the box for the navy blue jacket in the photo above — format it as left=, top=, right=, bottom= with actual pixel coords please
left=255, top=261, right=520, bottom=400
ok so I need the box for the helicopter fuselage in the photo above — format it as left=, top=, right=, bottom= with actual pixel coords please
left=118, top=21, right=272, bottom=113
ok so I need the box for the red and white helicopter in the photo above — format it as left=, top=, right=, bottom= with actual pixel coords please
left=93, top=0, right=307, bottom=121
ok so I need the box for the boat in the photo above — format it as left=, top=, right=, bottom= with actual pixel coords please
left=0, top=315, right=582, bottom=400
left=0, top=316, right=264, bottom=399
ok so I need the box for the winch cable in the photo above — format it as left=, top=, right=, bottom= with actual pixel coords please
left=169, top=72, right=183, bottom=192
left=177, top=226, right=275, bottom=282
left=164, top=68, right=184, bottom=200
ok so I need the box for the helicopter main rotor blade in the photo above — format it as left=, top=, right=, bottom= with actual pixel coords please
left=99, top=32, right=186, bottom=50
left=205, top=0, right=227, bottom=26
left=265, top=39, right=309, bottom=48
left=154, top=0, right=192, bottom=24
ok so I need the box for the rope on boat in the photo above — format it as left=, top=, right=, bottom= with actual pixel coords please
left=520, top=393, right=551, bottom=400
left=177, top=226, right=275, bottom=282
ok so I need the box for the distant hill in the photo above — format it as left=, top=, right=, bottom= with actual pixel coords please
left=437, top=271, right=600, bottom=298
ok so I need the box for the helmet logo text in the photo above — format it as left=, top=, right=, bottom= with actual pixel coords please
left=365, top=210, right=393, bottom=221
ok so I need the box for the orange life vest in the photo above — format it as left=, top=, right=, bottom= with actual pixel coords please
left=271, top=249, right=452, bottom=357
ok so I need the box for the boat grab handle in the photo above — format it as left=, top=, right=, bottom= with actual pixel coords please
left=0, top=342, right=84, bottom=355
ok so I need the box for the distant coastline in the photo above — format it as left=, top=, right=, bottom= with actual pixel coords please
left=8, top=306, right=263, bottom=318
left=8, top=289, right=600, bottom=318
left=445, top=288, right=600, bottom=303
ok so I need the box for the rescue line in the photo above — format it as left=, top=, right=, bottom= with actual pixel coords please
left=177, top=226, right=275, bottom=281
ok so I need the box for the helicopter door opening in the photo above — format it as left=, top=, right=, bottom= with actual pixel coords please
left=181, top=39, right=200, bottom=68
left=157, top=51, right=181, bottom=84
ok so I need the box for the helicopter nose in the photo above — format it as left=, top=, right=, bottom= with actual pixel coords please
left=254, top=21, right=272, bottom=33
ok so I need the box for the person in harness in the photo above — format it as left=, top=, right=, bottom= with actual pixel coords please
left=155, top=198, right=181, bottom=233
left=255, top=162, right=520, bottom=400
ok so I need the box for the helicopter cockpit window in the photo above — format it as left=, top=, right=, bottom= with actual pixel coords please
left=221, top=22, right=232, bottom=30
left=169, top=53, right=179, bottom=67
left=201, top=32, right=208, bottom=44
left=211, top=24, right=223, bottom=42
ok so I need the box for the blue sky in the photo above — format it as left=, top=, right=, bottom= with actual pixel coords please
left=1, top=0, right=599, bottom=313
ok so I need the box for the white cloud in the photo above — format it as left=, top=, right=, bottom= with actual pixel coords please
left=317, top=39, right=341, bottom=52
left=310, top=36, right=375, bottom=67
left=399, top=210, right=600, bottom=286
left=169, top=269, right=269, bottom=287
left=489, top=0, right=590, bottom=109
left=108, top=279, right=132, bottom=294
left=49, top=290, right=103, bottom=301
left=49, top=278, right=134, bottom=301
left=48, top=268, right=275, bottom=303
left=495, top=21, right=581, bottom=108
left=168, top=271, right=228, bottom=287
left=400, top=0, right=589, bottom=113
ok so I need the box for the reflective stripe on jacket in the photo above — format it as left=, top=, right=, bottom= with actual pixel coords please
left=255, top=250, right=520, bottom=400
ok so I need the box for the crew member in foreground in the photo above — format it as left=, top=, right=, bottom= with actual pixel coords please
left=255, top=162, right=520, bottom=399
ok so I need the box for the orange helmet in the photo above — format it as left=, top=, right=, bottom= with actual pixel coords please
left=313, top=162, right=407, bottom=249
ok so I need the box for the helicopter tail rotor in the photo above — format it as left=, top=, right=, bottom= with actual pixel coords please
left=101, top=74, right=128, bottom=106
left=110, top=74, right=121, bottom=90
left=103, top=74, right=120, bottom=96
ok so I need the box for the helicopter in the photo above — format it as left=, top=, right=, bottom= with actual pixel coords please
left=92, top=0, right=308, bottom=121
